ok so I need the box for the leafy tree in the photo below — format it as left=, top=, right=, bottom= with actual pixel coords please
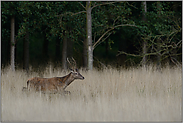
left=2, top=2, right=18, bottom=71
left=117, top=1, right=182, bottom=68
left=1, top=1, right=181, bottom=70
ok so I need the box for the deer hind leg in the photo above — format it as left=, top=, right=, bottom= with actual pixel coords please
left=64, top=90, right=71, bottom=95
left=57, top=88, right=71, bottom=95
left=27, top=80, right=31, bottom=91
left=22, top=87, right=27, bottom=92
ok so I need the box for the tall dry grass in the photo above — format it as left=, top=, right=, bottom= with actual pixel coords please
left=1, top=65, right=182, bottom=121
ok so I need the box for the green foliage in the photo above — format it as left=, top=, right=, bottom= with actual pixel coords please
left=1, top=1, right=182, bottom=68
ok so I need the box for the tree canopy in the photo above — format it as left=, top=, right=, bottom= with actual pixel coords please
left=1, top=1, right=182, bottom=70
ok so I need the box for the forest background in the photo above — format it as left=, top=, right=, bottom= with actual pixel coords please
left=1, top=1, right=182, bottom=71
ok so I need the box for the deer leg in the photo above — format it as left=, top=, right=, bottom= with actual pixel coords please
left=22, top=87, right=27, bottom=92
left=64, top=90, right=71, bottom=95
left=56, top=87, right=71, bottom=95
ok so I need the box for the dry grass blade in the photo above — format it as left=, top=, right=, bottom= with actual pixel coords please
left=1, top=65, right=182, bottom=122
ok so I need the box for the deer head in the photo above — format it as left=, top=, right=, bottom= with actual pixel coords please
left=67, top=57, right=84, bottom=80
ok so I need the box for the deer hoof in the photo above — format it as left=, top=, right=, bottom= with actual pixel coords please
left=64, top=91, right=71, bottom=95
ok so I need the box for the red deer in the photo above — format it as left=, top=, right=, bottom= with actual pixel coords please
left=22, top=58, right=84, bottom=94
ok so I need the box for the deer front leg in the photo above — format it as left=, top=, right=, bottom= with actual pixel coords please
left=57, top=90, right=71, bottom=95
left=57, top=86, right=71, bottom=95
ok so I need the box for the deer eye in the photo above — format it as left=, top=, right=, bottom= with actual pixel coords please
left=70, top=68, right=74, bottom=72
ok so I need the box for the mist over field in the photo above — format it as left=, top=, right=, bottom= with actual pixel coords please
left=1, top=65, right=182, bottom=121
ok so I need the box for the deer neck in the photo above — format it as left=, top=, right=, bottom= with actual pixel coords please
left=63, top=73, right=75, bottom=90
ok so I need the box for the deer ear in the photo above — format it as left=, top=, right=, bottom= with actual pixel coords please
left=75, top=68, right=78, bottom=72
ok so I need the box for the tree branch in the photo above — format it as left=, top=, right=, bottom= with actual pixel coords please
left=93, top=56, right=107, bottom=69
left=91, top=1, right=119, bottom=10
left=94, top=32, right=112, bottom=49
left=70, top=11, right=86, bottom=16
left=116, top=49, right=169, bottom=57
left=126, top=2, right=138, bottom=9
left=170, top=56, right=182, bottom=68
left=113, top=16, right=120, bottom=26
left=93, top=27, right=114, bottom=49
left=78, top=2, right=86, bottom=10
left=116, top=51, right=141, bottom=57
left=56, top=11, right=86, bottom=25
left=56, top=11, right=86, bottom=17
left=93, top=24, right=138, bottom=49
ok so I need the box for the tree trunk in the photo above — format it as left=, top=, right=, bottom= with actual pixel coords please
left=10, top=16, right=15, bottom=71
left=117, top=32, right=126, bottom=68
left=105, top=40, right=109, bottom=56
left=170, top=2, right=179, bottom=66
left=156, top=1, right=162, bottom=69
left=42, top=34, right=49, bottom=60
left=86, top=1, right=93, bottom=70
left=142, top=39, right=147, bottom=67
left=23, top=31, right=29, bottom=72
left=55, top=36, right=61, bottom=61
left=83, top=37, right=88, bottom=68
left=157, top=39, right=161, bottom=69
left=67, top=34, right=73, bottom=58
left=141, top=1, right=147, bottom=67
left=62, top=31, right=67, bottom=70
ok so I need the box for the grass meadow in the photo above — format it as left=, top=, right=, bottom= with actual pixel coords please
left=1, top=65, right=182, bottom=122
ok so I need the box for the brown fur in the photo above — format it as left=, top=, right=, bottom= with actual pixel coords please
left=23, top=70, right=84, bottom=94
